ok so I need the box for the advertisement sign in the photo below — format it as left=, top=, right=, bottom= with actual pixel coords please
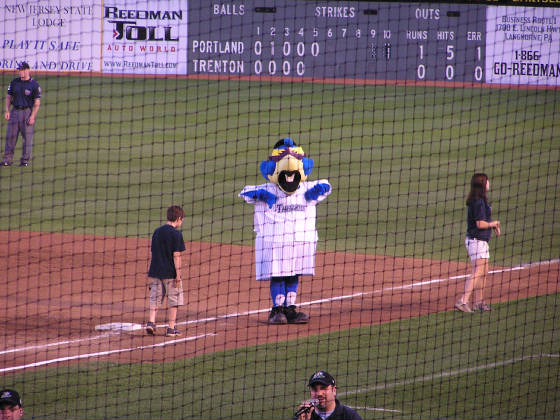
left=0, top=1, right=100, bottom=72
left=486, top=6, right=560, bottom=86
left=101, top=0, right=188, bottom=75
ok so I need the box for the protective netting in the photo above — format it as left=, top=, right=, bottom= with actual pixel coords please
left=0, top=1, right=558, bottom=419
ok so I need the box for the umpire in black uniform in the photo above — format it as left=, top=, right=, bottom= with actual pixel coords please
left=2, top=61, right=41, bottom=167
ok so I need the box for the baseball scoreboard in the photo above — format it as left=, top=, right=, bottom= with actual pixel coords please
left=187, top=1, right=560, bottom=86
left=2, top=0, right=559, bottom=85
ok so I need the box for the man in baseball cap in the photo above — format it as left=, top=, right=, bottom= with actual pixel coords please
left=2, top=59, right=42, bottom=167
left=308, top=370, right=336, bottom=387
left=0, top=389, right=24, bottom=420
left=294, top=371, right=362, bottom=420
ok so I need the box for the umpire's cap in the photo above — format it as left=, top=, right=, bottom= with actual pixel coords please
left=0, top=389, right=22, bottom=407
left=308, top=371, right=336, bottom=387
left=17, top=62, right=30, bottom=70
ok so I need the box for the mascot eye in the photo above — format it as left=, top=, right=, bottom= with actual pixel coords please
left=268, top=147, right=305, bottom=162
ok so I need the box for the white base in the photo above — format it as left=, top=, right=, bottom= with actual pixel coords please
left=95, top=322, right=142, bottom=332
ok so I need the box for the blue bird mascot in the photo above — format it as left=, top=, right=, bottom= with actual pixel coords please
left=239, top=138, right=331, bottom=324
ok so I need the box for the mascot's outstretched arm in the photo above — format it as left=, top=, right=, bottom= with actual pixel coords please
left=240, top=188, right=277, bottom=209
left=305, top=183, right=331, bottom=201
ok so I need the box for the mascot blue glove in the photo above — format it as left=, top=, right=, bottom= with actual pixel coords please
left=241, top=189, right=277, bottom=209
left=305, top=183, right=331, bottom=201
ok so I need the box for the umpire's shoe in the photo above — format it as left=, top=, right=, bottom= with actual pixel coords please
left=268, top=306, right=287, bottom=324
left=285, top=305, right=309, bottom=324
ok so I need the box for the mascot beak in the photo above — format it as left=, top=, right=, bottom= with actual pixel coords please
left=283, top=155, right=302, bottom=172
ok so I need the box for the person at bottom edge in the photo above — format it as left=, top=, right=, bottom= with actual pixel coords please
left=0, top=389, right=24, bottom=420
left=294, top=371, right=363, bottom=420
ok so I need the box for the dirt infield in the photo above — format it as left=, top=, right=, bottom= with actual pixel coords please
left=1, top=230, right=558, bottom=371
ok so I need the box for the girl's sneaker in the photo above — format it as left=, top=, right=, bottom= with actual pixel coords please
left=473, top=302, right=492, bottom=311
left=454, top=301, right=472, bottom=313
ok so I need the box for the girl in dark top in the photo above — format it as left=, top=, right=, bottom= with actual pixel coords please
left=455, top=173, right=501, bottom=313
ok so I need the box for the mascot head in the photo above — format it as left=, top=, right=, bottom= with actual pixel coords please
left=259, top=138, right=314, bottom=194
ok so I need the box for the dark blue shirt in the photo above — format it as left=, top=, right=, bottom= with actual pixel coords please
left=148, top=224, right=186, bottom=279
left=305, top=400, right=363, bottom=420
left=467, top=198, right=492, bottom=242
left=8, top=77, right=41, bottom=108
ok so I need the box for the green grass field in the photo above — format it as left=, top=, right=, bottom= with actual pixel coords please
left=0, top=75, right=558, bottom=265
left=4, top=294, right=559, bottom=419
left=1, top=74, right=559, bottom=419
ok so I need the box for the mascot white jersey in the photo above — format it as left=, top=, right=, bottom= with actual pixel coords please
left=239, top=138, right=331, bottom=325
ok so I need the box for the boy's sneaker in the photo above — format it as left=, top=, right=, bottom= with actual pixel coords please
left=268, top=306, right=287, bottom=324
left=454, top=301, right=473, bottom=313
left=166, top=327, right=182, bottom=337
left=473, top=302, right=492, bottom=311
left=285, top=305, right=309, bottom=324
left=146, top=322, right=156, bottom=335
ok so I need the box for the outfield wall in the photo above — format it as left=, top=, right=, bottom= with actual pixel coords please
left=1, top=0, right=559, bottom=86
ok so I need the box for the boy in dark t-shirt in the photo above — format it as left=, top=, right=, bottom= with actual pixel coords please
left=146, top=205, right=186, bottom=337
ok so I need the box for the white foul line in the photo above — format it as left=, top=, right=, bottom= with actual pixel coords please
left=339, top=353, right=560, bottom=397
left=3, top=259, right=558, bottom=358
left=0, top=332, right=118, bottom=356
left=352, top=406, right=402, bottom=413
left=175, top=258, right=558, bottom=324
left=0, top=333, right=216, bottom=373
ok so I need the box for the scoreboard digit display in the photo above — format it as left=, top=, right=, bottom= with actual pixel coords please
left=187, top=1, right=560, bottom=86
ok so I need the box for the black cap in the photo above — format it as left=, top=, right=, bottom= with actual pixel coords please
left=308, top=371, right=336, bottom=387
left=0, top=389, right=22, bottom=407
left=17, top=62, right=30, bottom=70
